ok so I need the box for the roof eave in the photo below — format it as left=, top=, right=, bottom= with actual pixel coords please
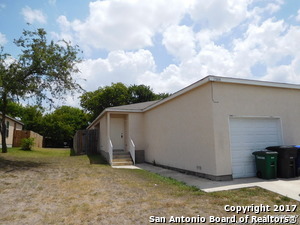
left=87, top=108, right=144, bottom=129
left=211, top=76, right=300, bottom=90
left=0, top=114, right=24, bottom=126
left=87, top=75, right=300, bottom=129
left=87, top=109, right=107, bottom=130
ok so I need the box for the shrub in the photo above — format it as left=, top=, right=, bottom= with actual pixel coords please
left=21, top=137, right=35, bottom=151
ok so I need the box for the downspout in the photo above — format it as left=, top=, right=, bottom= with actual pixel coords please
left=107, top=113, right=113, bottom=165
left=210, top=81, right=219, bottom=103
left=209, top=77, right=220, bottom=178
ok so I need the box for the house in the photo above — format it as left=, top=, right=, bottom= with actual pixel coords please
left=0, top=114, right=24, bottom=148
left=87, top=76, right=300, bottom=180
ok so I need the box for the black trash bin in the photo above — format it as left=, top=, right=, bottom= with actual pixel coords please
left=266, top=145, right=297, bottom=178
left=295, top=145, right=300, bottom=176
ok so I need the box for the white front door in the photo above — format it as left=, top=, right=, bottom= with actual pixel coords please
left=110, top=117, right=125, bottom=150
left=229, top=117, right=283, bottom=178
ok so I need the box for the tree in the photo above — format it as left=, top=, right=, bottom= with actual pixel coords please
left=0, top=28, right=82, bottom=153
left=80, top=83, right=130, bottom=121
left=80, top=83, right=171, bottom=122
left=19, top=105, right=44, bottom=133
left=0, top=100, right=23, bottom=119
left=128, top=84, right=157, bottom=104
left=42, top=106, right=88, bottom=147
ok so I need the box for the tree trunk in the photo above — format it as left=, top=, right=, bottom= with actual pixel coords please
left=1, top=93, right=8, bottom=153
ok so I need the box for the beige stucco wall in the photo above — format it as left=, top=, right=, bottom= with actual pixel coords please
left=143, top=83, right=216, bottom=176
left=211, top=81, right=300, bottom=176
left=88, top=79, right=300, bottom=179
left=99, top=114, right=107, bottom=152
left=91, top=113, right=145, bottom=152
left=127, top=113, right=145, bottom=151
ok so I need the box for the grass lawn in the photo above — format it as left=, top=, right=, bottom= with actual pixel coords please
left=0, top=148, right=299, bottom=224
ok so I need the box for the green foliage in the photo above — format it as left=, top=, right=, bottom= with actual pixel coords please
left=128, top=84, right=156, bottom=104
left=80, top=83, right=129, bottom=121
left=80, top=83, right=171, bottom=121
left=1, top=28, right=82, bottom=105
left=42, top=106, right=89, bottom=147
left=19, top=105, right=44, bottom=132
left=1, top=101, right=24, bottom=118
left=21, top=137, right=35, bottom=151
left=0, top=27, right=83, bottom=153
left=3, top=104, right=89, bottom=148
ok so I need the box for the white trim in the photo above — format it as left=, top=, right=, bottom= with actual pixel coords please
left=87, top=75, right=300, bottom=129
left=210, top=76, right=300, bottom=90
left=229, top=115, right=281, bottom=119
left=108, top=109, right=142, bottom=113
left=87, top=109, right=107, bottom=129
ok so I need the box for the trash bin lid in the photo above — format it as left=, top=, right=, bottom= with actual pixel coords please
left=267, top=145, right=298, bottom=158
left=252, top=151, right=278, bottom=156
left=266, top=145, right=295, bottom=150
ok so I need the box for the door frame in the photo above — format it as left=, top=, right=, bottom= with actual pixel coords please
left=109, top=114, right=127, bottom=150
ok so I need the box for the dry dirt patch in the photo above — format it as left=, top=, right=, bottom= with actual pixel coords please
left=0, top=148, right=299, bottom=225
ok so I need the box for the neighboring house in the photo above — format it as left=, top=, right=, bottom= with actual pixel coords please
left=0, top=114, right=24, bottom=148
left=87, top=76, right=300, bottom=180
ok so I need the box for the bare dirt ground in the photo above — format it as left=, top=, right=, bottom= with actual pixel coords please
left=0, top=148, right=299, bottom=225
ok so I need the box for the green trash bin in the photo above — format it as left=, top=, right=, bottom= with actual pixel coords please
left=252, top=151, right=278, bottom=179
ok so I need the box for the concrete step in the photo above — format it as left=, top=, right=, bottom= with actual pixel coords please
left=113, top=154, right=131, bottom=159
left=112, top=150, right=133, bottom=166
left=112, top=157, right=132, bottom=162
left=113, top=150, right=129, bottom=155
left=112, top=161, right=133, bottom=166
left=113, top=149, right=125, bottom=153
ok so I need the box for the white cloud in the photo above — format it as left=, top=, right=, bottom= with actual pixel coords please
left=21, top=6, right=47, bottom=24
left=56, top=0, right=190, bottom=51
left=66, top=49, right=157, bottom=107
left=162, top=25, right=196, bottom=61
left=144, top=16, right=300, bottom=92
left=233, top=18, right=300, bottom=67
left=189, top=0, right=251, bottom=33
left=55, top=0, right=300, bottom=108
left=51, top=16, right=75, bottom=43
left=249, top=0, right=284, bottom=24
left=77, top=49, right=156, bottom=91
left=136, top=64, right=190, bottom=93
left=0, top=32, right=7, bottom=45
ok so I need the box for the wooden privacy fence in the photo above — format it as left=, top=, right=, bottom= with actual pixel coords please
left=13, top=130, right=43, bottom=148
left=73, top=129, right=99, bottom=155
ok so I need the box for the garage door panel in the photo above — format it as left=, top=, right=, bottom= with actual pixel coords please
left=229, top=118, right=282, bottom=178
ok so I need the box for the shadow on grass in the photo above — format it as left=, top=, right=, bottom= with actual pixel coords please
left=87, top=154, right=108, bottom=165
left=69, top=148, right=108, bottom=165
left=0, top=157, right=45, bottom=172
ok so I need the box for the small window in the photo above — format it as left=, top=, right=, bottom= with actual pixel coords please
left=6, top=121, right=9, bottom=138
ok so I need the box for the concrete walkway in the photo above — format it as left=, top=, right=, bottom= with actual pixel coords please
left=113, top=163, right=300, bottom=201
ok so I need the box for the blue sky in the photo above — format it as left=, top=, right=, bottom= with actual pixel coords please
left=1, top=0, right=300, bottom=106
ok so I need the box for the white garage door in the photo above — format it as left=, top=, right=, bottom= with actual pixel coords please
left=229, top=117, right=283, bottom=178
